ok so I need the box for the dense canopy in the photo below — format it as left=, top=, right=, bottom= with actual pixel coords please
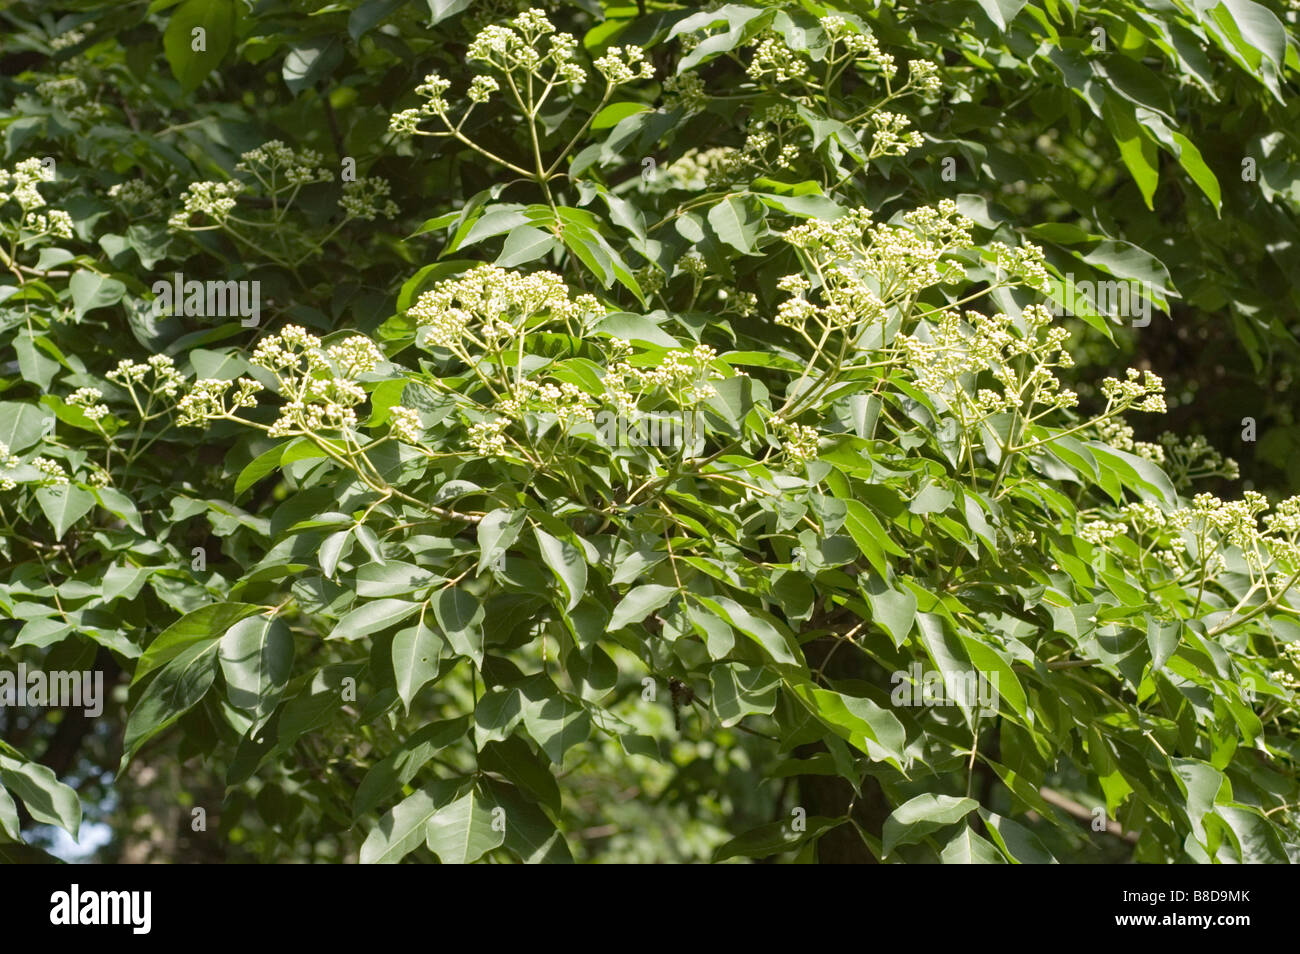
left=1, top=0, right=1299, bottom=864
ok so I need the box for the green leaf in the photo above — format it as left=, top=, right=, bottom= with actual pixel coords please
left=0, top=784, right=19, bottom=840
left=533, top=526, right=587, bottom=611
left=707, top=194, right=764, bottom=254
left=592, top=102, right=650, bottom=129
left=426, top=0, right=472, bottom=26
left=163, top=0, right=235, bottom=93
left=330, top=598, right=421, bottom=640
left=133, top=603, right=264, bottom=686
left=882, top=794, right=979, bottom=857
left=670, top=5, right=772, bottom=72
left=979, top=810, right=1058, bottom=863
left=1147, top=616, right=1180, bottom=672
left=69, top=269, right=126, bottom=319
left=973, top=0, right=1028, bottom=30
left=0, top=754, right=81, bottom=837
left=496, top=225, right=559, bottom=268
left=122, top=637, right=221, bottom=764
left=359, top=780, right=459, bottom=864
left=283, top=38, right=343, bottom=95
left=356, top=561, right=439, bottom=599
left=862, top=575, right=917, bottom=647
left=753, top=190, right=844, bottom=220
left=0, top=402, right=48, bottom=452
left=353, top=718, right=469, bottom=819
left=842, top=499, right=905, bottom=576
left=476, top=508, right=524, bottom=574
left=796, top=686, right=905, bottom=763
left=348, top=0, right=404, bottom=40
left=234, top=442, right=288, bottom=497
left=92, top=487, right=145, bottom=534
left=521, top=680, right=591, bottom=764
left=956, top=633, right=1028, bottom=720
left=1103, top=100, right=1158, bottom=211
left=433, top=588, right=484, bottom=667
left=392, top=621, right=444, bottom=711
left=711, top=815, right=840, bottom=862
left=607, top=584, right=678, bottom=632
left=14, top=330, right=59, bottom=390
left=1216, top=803, right=1288, bottom=863
left=424, top=788, right=505, bottom=864
left=35, top=485, right=95, bottom=538
left=595, top=312, right=682, bottom=348
left=940, top=826, right=1007, bottom=864
left=219, top=614, right=293, bottom=727
left=709, top=664, right=779, bottom=727
left=909, top=482, right=954, bottom=514
left=319, top=529, right=352, bottom=578
left=697, top=595, right=799, bottom=666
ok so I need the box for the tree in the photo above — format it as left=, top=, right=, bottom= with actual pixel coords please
left=0, top=0, right=1298, bottom=863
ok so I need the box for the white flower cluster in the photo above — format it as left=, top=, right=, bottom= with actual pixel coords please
left=468, top=10, right=585, bottom=86
left=747, top=36, right=808, bottom=84
left=23, top=209, right=73, bottom=238
left=1155, top=430, right=1239, bottom=485
left=408, top=264, right=598, bottom=351
left=1121, top=499, right=1166, bottom=531
left=107, top=354, right=185, bottom=399
left=178, top=326, right=384, bottom=437
left=989, top=241, right=1052, bottom=294
left=1172, top=492, right=1272, bottom=548
left=818, top=17, right=895, bottom=73
left=168, top=180, right=244, bottom=230
left=108, top=179, right=163, bottom=214
left=869, top=111, right=923, bottom=157
left=497, top=379, right=595, bottom=431
left=36, top=77, right=87, bottom=105
left=783, top=201, right=974, bottom=310
left=468, top=75, right=499, bottom=103
left=31, top=456, right=68, bottom=486
left=388, top=405, right=422, bottom=443
left=771, top=415, right=820, bottom=463
left=389, top=74, right=452, bottom=134
left=1086, top=490, right=1300, bottom=596
left=1079, top=519, right=1128, bottom=545
left=594, top=46, right=654, bottom=85
left=1270, top=641, right=1300, bottom=691
left=177, top=377, right=264, bottom=428
left=664, top=147, right=744, bottom=190
left=908, top=60, right=942, bottom=95
left=1100, top=367, right=1166, bottom=414
left=603, top=342, right=721, bottom=416
left=235, top=140, right=331, bottom=187
left=0, top=442, right=20, bottom=491
left=339, top=177, right=399, bottom=221
left=0, top=157, right=55, bottom=210
left=326, top=335, right=384, bottom=378
left=900, top=305, right=1079, bottom=416
left=68, top=387, right=110, bottom=422
left=50, top=23, right=92, bottom=50
left=468, top=417, right=510, bottom=456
